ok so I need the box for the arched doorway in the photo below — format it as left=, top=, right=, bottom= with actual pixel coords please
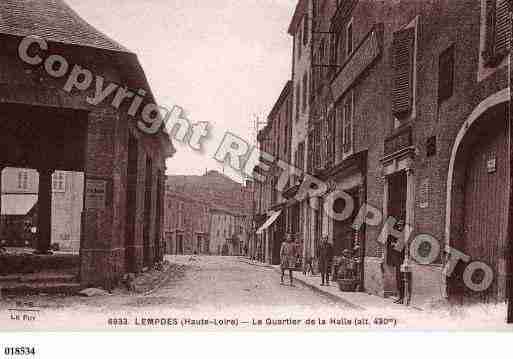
left=446, top=98, right=509, bottom=302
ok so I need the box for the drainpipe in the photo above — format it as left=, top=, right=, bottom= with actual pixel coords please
left=402, top=167, right=415, bottom=306
left=507, top=9, right=512, bottom=321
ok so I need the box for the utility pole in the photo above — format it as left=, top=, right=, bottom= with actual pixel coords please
left=507, top=4, right=512, bottom=324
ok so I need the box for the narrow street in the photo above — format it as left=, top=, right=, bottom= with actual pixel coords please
left=0, top=255, right=508, bottom=330
left=0, top=256, right=352, bottom=312
left=156, top=255, right=348, bottom=309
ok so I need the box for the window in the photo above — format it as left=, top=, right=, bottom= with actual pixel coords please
left=297, top=27, right=303, bottom=59
left=52, top=172, right=65, bottom=192
left=483, top=0, right=511, bottom=66
left=303, top=16, right=309, bottom=45
left=302, top=73, right=308, bottom=112
left=331, top=33, right=340, bottom=66
left=327, top=111, right=335, bottom=166
left=296, top=141, right=305, bottom=171
left=391, top=27, right=415, bottom=117
left=307, top=131, right=314, bottom=173
left=342, top=92, right=354, bottom=155
left=346, top=20, right=354, bottom=57
left=17, top=171, right=28, bottom=190
left=438, top=45, right=455, bottom=103
left=296, top=83, right=301, bottom=121
left=314, top=122, right=322, bottom=169
left=178, top=202, right=184, bottom=229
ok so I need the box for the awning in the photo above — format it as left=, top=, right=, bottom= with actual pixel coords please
left=1, top=194, right=38, bottom=216
left=256, top=210, right=281, bottom=235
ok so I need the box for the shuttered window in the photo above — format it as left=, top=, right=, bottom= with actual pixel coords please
left=494, top=0, right=511, bottom=55
left=331, top=33, right=339, bottom=66
left=391, top=28, right=415, bottom=116
left=438, top=45, right=455, bottom=103
left=314, top=122, right=322, bottom=169
left=343, top=94, right=353, bottom=154
left=302, top=73, right=308, bottom=112
left=297, top=141, right=305, bottom=171
left=326, top=111, right=335, bottom=167
left=307, top=131, right=314, bottom=173
left=303, top=16, right=309, bottom=45
left=484, top=0, right=511, bottom=66
left=295, top=83, right=300, bottom=121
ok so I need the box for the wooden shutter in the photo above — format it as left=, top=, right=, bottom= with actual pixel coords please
left=343, top=97, right=352, bottom=153
left=303, top=16, right=309, bottom=45
left=494, top=0, right=511, bottom=56
left=438, top=46, right=454, bottom=103
left=484, top=0, right=511, bottom=65
left=392, top=28, right=415, bottom=116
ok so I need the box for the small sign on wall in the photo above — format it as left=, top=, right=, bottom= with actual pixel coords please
left=487, top=155, right=497, bottom=174
left=84, top=178, right=108, bottom=210
left=419, top=178, right=430, bottom=209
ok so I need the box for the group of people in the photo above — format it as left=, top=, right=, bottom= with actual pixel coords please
left=279, top=235, right=359, bottom=287
left=279, top=220, right=406, bottom=303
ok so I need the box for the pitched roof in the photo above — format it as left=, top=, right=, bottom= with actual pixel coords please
left=288, top=0, right=307, bottom=35
left=0, top=0, right=129, bottom=53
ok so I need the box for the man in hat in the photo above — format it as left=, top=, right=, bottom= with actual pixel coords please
left=387, top=219, right=406, bottom=304
left=280, top=233, right=297, bottom=286
left=317, top=237, right=333, bottom=286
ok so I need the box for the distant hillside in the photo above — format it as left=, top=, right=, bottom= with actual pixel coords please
left=166, top=171, right=253, bottom=215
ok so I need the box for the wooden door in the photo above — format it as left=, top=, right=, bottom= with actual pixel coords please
left=461, top=117, right=508, bottom=301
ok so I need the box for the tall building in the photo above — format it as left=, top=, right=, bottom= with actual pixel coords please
left=256, top=0, right=510, bottom=306
left=254, top=81, right=293, bottom=264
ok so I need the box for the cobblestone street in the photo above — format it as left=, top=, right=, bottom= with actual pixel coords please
left=0, top=256, right=352, bottom=312
left=0, top=255, right=508, bottom=330
left=158, top=255, right=353, bottom=309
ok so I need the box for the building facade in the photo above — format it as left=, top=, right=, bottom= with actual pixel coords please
left=209, top=208, right=237, bottom=256
left=163, top=191, right=209, bottom=255
left=165, top=171, right=252, bottom=256
left=256, top=0, right=510, bottom=306
left=254, top=81, right=293, bottom=265
left=0, top=0, right=174, bottom=288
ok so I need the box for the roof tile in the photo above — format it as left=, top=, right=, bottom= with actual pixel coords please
left=0, top=0, right=129, bottom=52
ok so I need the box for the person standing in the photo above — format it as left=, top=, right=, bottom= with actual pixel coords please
left=317, top=238, right=333, bottom=286
left=387, top=220, right=406, bottom=304
left=280, top=234, right=297, bottom=286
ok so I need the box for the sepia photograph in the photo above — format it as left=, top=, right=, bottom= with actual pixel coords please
left=0, top=0, right=511, bottom=343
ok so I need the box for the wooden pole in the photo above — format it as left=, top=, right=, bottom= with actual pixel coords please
left=507, top=5, right=512, bottom=323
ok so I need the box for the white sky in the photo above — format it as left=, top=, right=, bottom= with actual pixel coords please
left=66, top=0, right=296, bottom=182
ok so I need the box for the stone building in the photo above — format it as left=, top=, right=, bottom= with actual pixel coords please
left=254, top=81, right=293, bottom=264
left=163, top=191, right=209, bottom=255
left=209, top=208, right=237, bottom=256
left=165, top=171, right=252, bottom=256
left=257, top=0, right=510, bottom=306
left=0, top=0, right=174, bottom=288
left=285, top=0, right=315, bottom=266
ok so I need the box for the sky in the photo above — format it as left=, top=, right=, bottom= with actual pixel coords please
left=66, top=0, right=296, bottom=182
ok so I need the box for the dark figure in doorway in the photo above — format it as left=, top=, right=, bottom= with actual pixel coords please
left=303, top=256, right=314, bottom=276
left=280, top=234, right=296, bottom=286
left=387, top=220, right=406, bottom=304
left=317, top=238, right=333, bottom=286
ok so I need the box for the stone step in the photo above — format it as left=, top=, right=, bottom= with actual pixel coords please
left=0, top=282, right=82, bottom=296
left=0, top=273, right=77, bottom=284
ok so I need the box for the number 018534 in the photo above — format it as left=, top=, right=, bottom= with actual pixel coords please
left=4, top=347, right=36, bottom=356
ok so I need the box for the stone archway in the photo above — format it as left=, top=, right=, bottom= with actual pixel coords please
left=445, top=89, right=510, bottom=301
